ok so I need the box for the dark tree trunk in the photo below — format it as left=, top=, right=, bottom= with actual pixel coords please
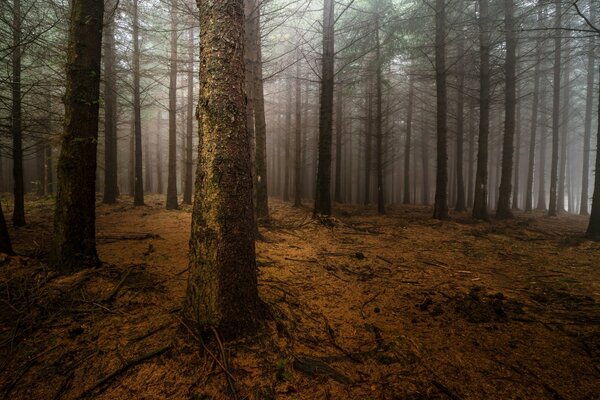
left=587, top=67, right=600, bottom=239
left=294, top=55, right=303, bottom=207
left=184, top=27, right=195, bottom=205
left=403, top=75, right=414, bottom=205
left=313, top=0, right=334, bottom=216
left=36, top=139, right=46, bottom=196
left=467, top=99, right=475, bottom=208
left=11, top=0, right=25, bottom=227
left=548, top=0, right=561, bottom=217
left=433, top=0, right=448, bottom=219
left=184, top=0, right=262, bottom=339
left=512, top=89, right=521, bottom=211
left=166, top=0, right=179, bottom=210
left=283, top=78, right=292, bottom=202
left=421, top=109, right=430, bottom=204
left=558, top=51, right=570, bottom=213
left=455, top=38, right=466, bottom=212
left=0, top=202, right=13, bottom=255
left=496, top=0, right=517, bottom=219
left=526, top=12, right=542, bottom=212
left=103, top=4, right=118, bottom=204
left=364, top=79, right=372, bottom=205
left=51, top=0, right=104, bottom=273
left=334, top=86, right=343, bottom=204
left=156, top=110, right=164, bottom=194
left=375, top=15, right=385, bottom=215
left=537, top=86, right=548, bottom=211
left=253, top=4, right=269, bottom=219
left=45, top=143, right=53, bottom=195
left=473, top=0, right=490, bottom=220
left=581, top=4, right=595, bottom=216
left=132, top=0, right=144, bottom=206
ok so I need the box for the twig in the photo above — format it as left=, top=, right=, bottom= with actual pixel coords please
left=103, top=267, right=133, bottom=302
left=432, top=380, right=463, bottom=400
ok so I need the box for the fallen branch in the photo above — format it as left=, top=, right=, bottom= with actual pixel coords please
left=103, top=267, right=132, bottom=302
left=97, top=233, right=161, bottom=243
left=432, top=380, right=462, bottom=400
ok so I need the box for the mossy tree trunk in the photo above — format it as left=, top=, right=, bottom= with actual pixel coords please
left=184, top=0, right=262, bottom=339
left=51, top=0, right=104, bottom=273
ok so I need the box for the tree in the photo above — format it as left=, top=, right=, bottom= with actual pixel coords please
left=580, top=2, right=595, bottom=216
left=314, top=0, right=335, bottom=216
left=183, top=0, right=262, bottom=339
left=103, top=2, right=119, bottom=204
left=548, top=0, right=561, bottom=217
left=11, top=0, right=25, bottom=227
left=132, top=0, right=144, bottom=206
left=166, top=0, right=179, bottom=210
left=587, top=67, right=600, bottom=238
left=51, top=0, right=104, bottom=273
left=183, top=26, right=194, bottom=205
left=375, top=10, right=385, bottom=215
left=496, top=0, right=517, bottom=219
left=403, top=74, right=414, bottom=205
left=473, top=0, right=491, bottom=221
left=433, top=0, right=448, bottom=219
left=0, top=202, right=13, bottom=255
left=294, top=53, right=303, bottom=207
left=454, top=36, right=466, bottom=213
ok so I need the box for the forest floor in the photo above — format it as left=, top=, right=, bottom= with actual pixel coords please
left=0, top=194, right=599, bottom=400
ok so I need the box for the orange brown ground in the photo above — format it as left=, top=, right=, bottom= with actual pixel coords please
left=0, top=194, right=599, bottom=399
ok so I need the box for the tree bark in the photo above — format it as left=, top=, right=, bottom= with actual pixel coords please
left=455, top=36, right=466, bottom=212
left=103, top=3, right=119, bottom=204
left=548, top=0, right=561, bottom=217
left=132, top=0, right=144, bottom=206
left=253, top=3, right=268, bottom=219
left=403, top=75, right=414, bottom=205
left=294, top=53, right=303, bottom=207
left=536, top=86, right=548, bottom=211
left=375, top=14, right=385, bottom=215
left=473, top=0, right=490, bottom=220
left=557, top=48, right=571, bottom=213
left=166, top=0, right=179, bottom=210
left=496, top=0, right=517, bottom=219
left=283, top=78, right=292, bottom=202
left=334, top=85, right=343, bottom=204
left=0, top=202, right=13, bottom=255
left=184, top=27, right=195, bottom=205
left=184, top=0, right=262, bottom=339
left=526, top=10, right=542, bottom=212
left=433, top=0, right=448, bottom=219
left=586, top=66, right=600, bottom=238
left=313, top=0, right=335, bottom=216
left=11, top=0, right=25, bottom=227
left=364, top=77, right=372, bottom=205
left=51, top=0, right=104, bottom=272
left=580, top=3, right=595, bottom=216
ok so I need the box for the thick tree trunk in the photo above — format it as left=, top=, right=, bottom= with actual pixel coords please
left=253, top=4, right=269, bottom=219
left=184, top=28, right=195, bottom=205
left=587, top=67, right=600, bottom=239
left=548, top=0, right=561, bottom=217
left=313, top=0, right=335, bottom=216
left=433, top=0, right=448, bottom=219
left=403, top=75, right=414, bottom=205
left=497, top=0, right=517, bottom=219
left=473, top=0, right=490, bottom=220
left=184, top=0, right=262, bottom=339
left=132, top=0, right=144, bottom=206
left=0, top=202, right=13, bottom=255
left=294, top=55, right=303, bottom=207
left=11, top=0, right=25, bottom=227
left=103, top=4, right=118, bottom=204
left=166, top=0, right=179, bottom=210
left=51, top=0, right=104, bottom=272
left=581, top=5, right=595, bottom=216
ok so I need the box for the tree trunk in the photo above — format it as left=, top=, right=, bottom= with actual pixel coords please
left=364, top=78, right=372, bottom=205
left=536, top=86, right=548, bottom=211
left=548, top=0, right=561, bottom=217
left=283, top=78, right=292, bottom=202
left=132, top=0, right=144, bottom=206
left=512, top=87, right=521, bottom=211
left=103, top=3, right=118, bottom=204
left=403, top=75, right=414, bottom=205
left=587, top=67, right=600, bottom=239
left=558, top=49, right=571, bottom=213
left=184, top=27, right=195, bottom=205
left=156, top=110, right=164, bottom=194
left=467, top=99, right=475, bottom=208
left=0, top=202, right=13, bottom=255
left=11, top=0, right=25, bottom=227
left=526, top=12, right=542, bottom=212
left=294, top=54, right=303, bottom=207
left=433, top=0, right=448, bottom=219
left=455, top=37, right=466, bottom=212
left=496, top=0, right=517, bottom=219
left=51, top=0, right=104, bottom=273
left=375, top=14, right=385, bottom=215
left=184, top=0, right=262, bottom=339
left=334, top=85, right=343, bottom=204
left=253, top=3, right=269, bottom=219
left=581, top=3, right=595, bottom=216
left=473, top=0, right=490, bottom=220
left=166, top=0, right=179, bottom=210
left=45, top=143, right=54, bottom=195
left=421, top=108, right=430, bottom=204
left=313, top=0, right=335, bottom=216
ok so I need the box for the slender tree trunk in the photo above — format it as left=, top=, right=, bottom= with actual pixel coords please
left=548, top=0, right=561, bottom=216
left=512, top=89, right=521, bottom=211
left=253, top=3, right=269, bottom=219
left=473, top=0, right=491, bottom=220
left=294, top=54, right=303, bottom=207
left=45, top=143, right=53, bottom=195
left=526, top=17, right=542, bottom=212
left=103, top=4, right=118, bottom=204
left=313, top=0, right=335, bottom=216
left=364, top=79, right=372, bottom=205
left=0, top=202, right=13, bottom=255
left=421, top=108, right=430, bottom=204
left=587, top=67, right=600, bottom=239
left=11, top=0, right=25, bottom=226
left=467, top=99, right=475, bottom=208
left=497, top=0, right=517, bottom=219
left=455, top=38, right=466, bottom=212
left=132, top=0, right=144, bottom=206
left=558, top=50, right=571, bottom=212
left=184, top=0, right=262, bottom=339
left=334, top=85, right=343, bottom=204
left=166, top=0, right=179, bottom=210
left=375, top=15, right=385, bottom=214
left=581, top=4, right=595, bottom=216
left=283, top=78, right=292, bottom=202
left=156, top=110, right=164, bottom=194
left=433, top=0, right=448, bottom=219
left=184, top=28, right=195, bottom=205
left=537, top=86, right=548, bottom=210
left=51, top=0, right=104, bottom=272
left=403, top=75, right=414, bottom=205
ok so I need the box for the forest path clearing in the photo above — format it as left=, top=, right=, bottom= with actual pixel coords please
left=0, top=195, right=599, bottom=399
